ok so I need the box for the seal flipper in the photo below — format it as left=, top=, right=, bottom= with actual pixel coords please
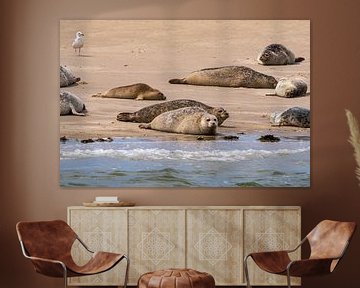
left=117, top=112, right=135, bottom=122
left=295, top=57, right=305, bottom=62
left=265, top=93, right=277, bottom=96
left=69, top=103, right=86, bottom=116
left=169, top=78, right=186, bottom=84
left=139, top=123, right=151, bottom=129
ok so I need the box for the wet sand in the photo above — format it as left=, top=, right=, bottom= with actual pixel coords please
left=60, top=20, right=310, bottom=140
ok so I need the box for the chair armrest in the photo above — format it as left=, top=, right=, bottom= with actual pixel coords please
left=245, top=236, right=306, bottom=258
left=246, top=251, right=292, bottom=274
left=286, top=237, right=307, bottom=253
left=25, top=255, right=65, bottom=265
left=19, top=240, right=67, bottom=277
left=76, top=236, right=94, bottom=253
left=25, top=255, right=67, bottom=277
left=287, top=257, right=336, bottom=277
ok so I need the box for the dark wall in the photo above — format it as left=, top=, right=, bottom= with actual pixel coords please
left=1, top=0, right=360, bottom=287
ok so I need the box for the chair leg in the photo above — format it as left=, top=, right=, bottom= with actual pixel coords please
left=123, top=255, right=130, bottom=288
left=243, top=255, right=252, bottom=288
left=286, top=269, right=292, bottom=288
left=62, top=264, right=68, bottom=288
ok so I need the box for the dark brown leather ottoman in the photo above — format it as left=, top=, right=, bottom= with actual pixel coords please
left=138, top=268, right=215, bottom=288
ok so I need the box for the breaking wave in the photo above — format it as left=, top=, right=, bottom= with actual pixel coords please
left=60, top=146, right=310, bottom=162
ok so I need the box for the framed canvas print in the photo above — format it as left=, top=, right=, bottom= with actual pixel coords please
left=59, top=20, right=310, bottom=188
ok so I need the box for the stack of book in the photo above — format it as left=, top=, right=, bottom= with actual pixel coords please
left=93, top=196, right=119, bottom=204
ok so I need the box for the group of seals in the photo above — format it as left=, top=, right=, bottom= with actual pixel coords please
left=139, top=107, right=218, bottom=135
left=169, top=66, right=278, bottom=89
left=60, top=65, right=80, bottom=87
left=254, top=44, right=309, bottom=128
left=270, top=107, right=310, bottom=128
left=60, top=91, right=87, bottom=116
left=257, top=44, right=305, bottom=65
left=117, top=99, right=229, bottom=126
left=92, top=83, right=166, bottom=100
left=61, top=42, right=309, bottom=132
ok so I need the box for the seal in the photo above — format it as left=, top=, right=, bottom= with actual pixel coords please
left=266, top=77, right=308, bottom=98
left=257, top=44, right=305, bottom=65
left=270, top=107, right=310, bottom=128
left=139, top=107, right=218, bottom=135
left=169, top=66, right=277, bottom=88
left=60, top=91, right=87, bottom=116
left=60, top=65, right=80, bottom=87
left=117, top=99, right=229, bottom=126
left=92, top=83, right=166, bottom=100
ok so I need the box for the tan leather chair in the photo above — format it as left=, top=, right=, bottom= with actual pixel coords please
left=16, top=220, right=129, bottom=288
left=244, top=220, right=356, bottom=288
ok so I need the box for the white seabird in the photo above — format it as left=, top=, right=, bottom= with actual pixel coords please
left=72, top=31, right=85, bottom=55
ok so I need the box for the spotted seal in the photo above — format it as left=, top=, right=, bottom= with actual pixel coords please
left=92, top=83, right=166, bottom=100
left=117, top=99, right=229, bottom=126
left=60, top=65, right=80, bottom=87
left=139, top=107, right=218, bottom=135
left=60, top=91, right=87, bottom=116
left=266, top=77, right=308, bottom=98
left=257, top=44, right=305, bottom=65
left=270, top=107, right=310, bottom=128
left=169, top=66, right=277, bottom=88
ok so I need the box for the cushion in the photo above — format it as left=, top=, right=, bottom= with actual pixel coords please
left=138, top=268, right=215, bottom=288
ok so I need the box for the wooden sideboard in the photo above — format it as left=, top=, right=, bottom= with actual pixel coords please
left=67, top=206, right=301, bottom=286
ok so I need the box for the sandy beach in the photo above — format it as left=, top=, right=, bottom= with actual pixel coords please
left=60, top=20, right=310, bottom=140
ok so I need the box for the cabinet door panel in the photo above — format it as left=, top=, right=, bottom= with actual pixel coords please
left=187, top=209, right=243, bottom=285
left=128, top=209, right=186, bottom=284
left=68, top=208, right=127, bottom=286
left=243, top=209, right=301, bottom=286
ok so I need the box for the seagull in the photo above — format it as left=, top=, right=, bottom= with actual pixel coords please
left=72, top=31, right=85, bottom=55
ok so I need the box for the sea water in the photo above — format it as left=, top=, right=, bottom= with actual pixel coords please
left=60, top=135, right=310, bottom=187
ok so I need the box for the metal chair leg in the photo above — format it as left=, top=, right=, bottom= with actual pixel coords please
left=123, top=255, right=130, bottom=288
left=244, top=255, right=252, bottom=288
left=286, top=269, right=292, bottom=288
left=61, top=264, right=68, bottom=288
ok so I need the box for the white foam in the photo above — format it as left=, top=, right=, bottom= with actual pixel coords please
left=60, top=146, right=310, bottom=162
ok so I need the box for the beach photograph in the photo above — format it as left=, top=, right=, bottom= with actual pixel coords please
left=59, top=20, right=310, bottom=188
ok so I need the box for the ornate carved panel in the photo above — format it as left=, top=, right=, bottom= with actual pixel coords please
left=68, top=208, right=127, bottom=285
left=128, top=209, right=186, bottom=284
left=243, top=209, right=301, bottom=285
left=187, top=209, right=242, bottom=285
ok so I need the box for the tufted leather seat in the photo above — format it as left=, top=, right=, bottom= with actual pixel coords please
left=138, top=268, right=215, bottom=288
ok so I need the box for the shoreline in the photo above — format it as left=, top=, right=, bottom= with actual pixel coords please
left=59, top=126, right=310, bottom=142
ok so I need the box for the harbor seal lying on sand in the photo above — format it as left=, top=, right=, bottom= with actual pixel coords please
left=169, top=66, right=277, bottom=88
left=92, top=83, right=166, bottom=100
left=257, top=44, right=305, bottom=65
left=139, top=107, right=218, bottom=135
left=266, top=77, right=308, bottom=98
left=60, top=91, right=87, bottom=116
left=270, top=107, right=310, bottom=128
left=60, top=65, right=80, bottom=87
left=117, top=99, right=229, bottom=126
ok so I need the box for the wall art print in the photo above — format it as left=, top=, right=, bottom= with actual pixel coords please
left=60, top=20, right=310, bottom=188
